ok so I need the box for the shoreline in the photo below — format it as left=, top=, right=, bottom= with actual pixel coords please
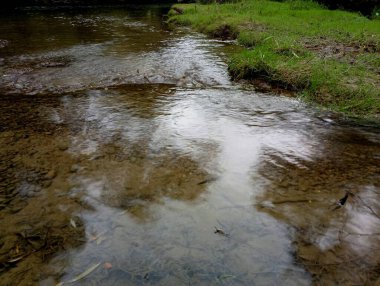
left=168, top=0, right=380, bottom=121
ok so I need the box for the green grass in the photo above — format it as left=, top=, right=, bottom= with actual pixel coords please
left=169, top=0, right=380, bottom=118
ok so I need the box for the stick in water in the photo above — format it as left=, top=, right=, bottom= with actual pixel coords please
left=56, top=262, right=101, bottom=286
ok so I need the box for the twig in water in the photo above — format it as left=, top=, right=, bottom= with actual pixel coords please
left=214, top=227, right=229, bottom=237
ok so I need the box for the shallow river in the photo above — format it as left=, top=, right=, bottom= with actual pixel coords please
left=0, top=5, right=380, bottom=286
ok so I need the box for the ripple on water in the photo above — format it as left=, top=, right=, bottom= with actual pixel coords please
left=1, top=5, right=380, bottom=286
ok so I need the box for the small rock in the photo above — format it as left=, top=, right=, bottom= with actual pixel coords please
left=45, top=170, right=56, bottom=180
left=28, top=238, right=45, bottom=250
left=9, top=204, right=25, bottom=214
left=58, top=142, right=69, bottom=151
left=42, top=180, right=52, bottom=188
left=90, top=154, right=103, bottom=160
left=70, top=164, right=80, bottom=173
left=0, top=39, right=9, bottom=48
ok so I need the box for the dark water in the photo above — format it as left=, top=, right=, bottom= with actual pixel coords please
left=0, top=6, right=380, bottom=286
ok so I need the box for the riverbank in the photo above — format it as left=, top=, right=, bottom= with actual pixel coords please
left=168, top=0, right=380, bottom=119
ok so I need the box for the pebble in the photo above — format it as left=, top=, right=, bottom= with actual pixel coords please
left=45, top=169, right=56, bottom=180
left=58, top=142, right=69, bottom=151
left=9, top=204, right=25, bottom=214
left=42, top=180, right=52, bottom=188
left=70, top=164, right=80, bottom=173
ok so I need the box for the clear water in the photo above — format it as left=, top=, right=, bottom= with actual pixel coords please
left=0, top=6, right=379, bottom=286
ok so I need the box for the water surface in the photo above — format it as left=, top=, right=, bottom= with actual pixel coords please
left=0, top=6, right=380, bottom=286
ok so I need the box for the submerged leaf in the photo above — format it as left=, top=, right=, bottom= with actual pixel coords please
left=90, top=231, right=106, bottom=242
left=8, top=256, right=24, bottom=263
left=70, top=219, right=77, bottom=228
left=59, top=262, right=101, bottom=285
left=219, top=274, right=236, bottom=280
left=103, top=262, right=113, bottom=270
left=96, top=236, right=106, bottom=245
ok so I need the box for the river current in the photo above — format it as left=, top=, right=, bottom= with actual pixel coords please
left=0, top=5, right=379, bottom=286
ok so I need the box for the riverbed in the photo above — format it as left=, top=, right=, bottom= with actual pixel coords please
left=0, top=5, right=379, bottom=286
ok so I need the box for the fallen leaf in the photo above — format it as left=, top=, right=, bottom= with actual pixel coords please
left=219, top=274, right=235, bottom=280
left=70, top=219, right=77, bottom=228
left=59, top=262, right=101, bottom=285
left=103, top=262, right=112, bottom=270
left=96, top=236, right=106, bottom=245
left=90, top=231, right=106, bottom=242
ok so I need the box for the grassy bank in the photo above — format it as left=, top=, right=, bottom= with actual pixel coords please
left=168, top=0, right=380, bottom=118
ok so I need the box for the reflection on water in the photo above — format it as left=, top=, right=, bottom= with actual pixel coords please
left=0, top=6, right=229, bottom=96
left=256, top=127, right=380, bottom=285
left=1, top=5, right=380, bottom=286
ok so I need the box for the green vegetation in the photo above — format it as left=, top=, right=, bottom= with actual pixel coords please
left=169, top=0, right=380, bottom=118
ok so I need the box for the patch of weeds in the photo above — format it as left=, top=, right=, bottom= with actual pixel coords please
left=238, top=31, right=269, bottom=47
left=356, top=53, right=380, bottom=73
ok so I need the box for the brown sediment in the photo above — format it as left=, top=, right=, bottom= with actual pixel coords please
left=0, top=85, right=211, bottom=283
left=0, top=131, right=87, bottom=285
left=255, top=130, right=380, bottom=285
left=71, top=139, right=210, bottom=219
